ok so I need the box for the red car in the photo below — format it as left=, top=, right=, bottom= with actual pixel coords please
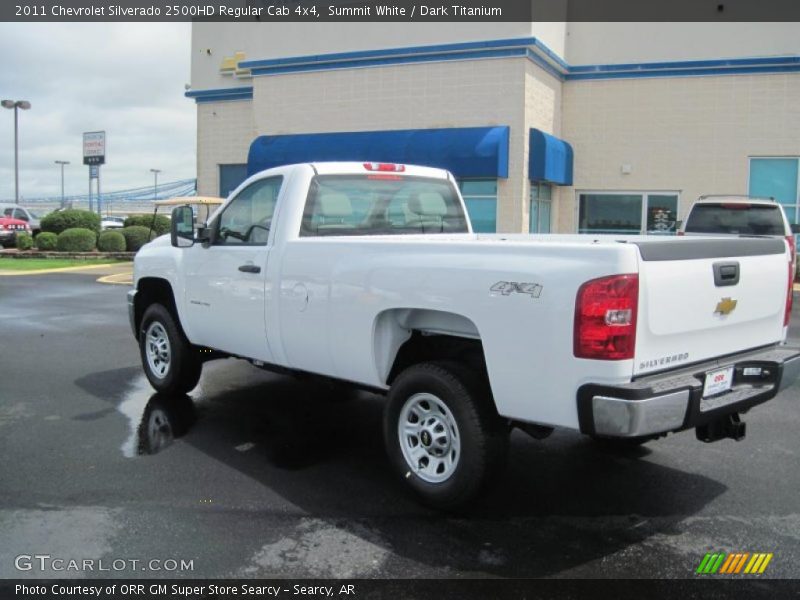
left=0, top=216, right=31, bottom=248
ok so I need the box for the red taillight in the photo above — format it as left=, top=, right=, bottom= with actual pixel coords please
left=363, top=162, right=405, bottom=172
left=574, top=274, right=639, bottom=360
left=785, top=235, right=796, bottom=261
left=721, top=203, right=750, bottom=209
left=785, top=261, right=793, bottom=327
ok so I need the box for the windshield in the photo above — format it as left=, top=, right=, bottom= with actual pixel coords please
left=301, top=175, right=469, bottom=237
left=684, top=203, right=786, bottom=235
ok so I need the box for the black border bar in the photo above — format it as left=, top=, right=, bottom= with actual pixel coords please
left=2, top=579, right=799, bottom=600
left=4, top=0, right=800, bottom=22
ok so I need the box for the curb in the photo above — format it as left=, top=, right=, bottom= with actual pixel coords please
left=0, top=263, right=126, bottom=276
left=97, top=272, right=134, bottom=286
left=3, top=252, right=135, bottom=260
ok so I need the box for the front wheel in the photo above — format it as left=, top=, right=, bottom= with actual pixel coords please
left=384, top=361, right=508, bottom=510
left=139, top=304, right=202, bottom=394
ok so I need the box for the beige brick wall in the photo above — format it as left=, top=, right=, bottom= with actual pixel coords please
left=523, top=62, right=563, bottom=232
left=251, top=58, right=529, bottom=232
left=196, top=100, right=256, bottom=196
left=560, top=73, right=800, bottom=232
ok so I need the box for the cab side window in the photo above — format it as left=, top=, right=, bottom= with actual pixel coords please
left=215, top=176, right=283, bottom=246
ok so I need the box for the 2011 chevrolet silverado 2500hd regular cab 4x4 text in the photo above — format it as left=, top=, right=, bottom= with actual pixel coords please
left=129, top=162, right=800, bottom=508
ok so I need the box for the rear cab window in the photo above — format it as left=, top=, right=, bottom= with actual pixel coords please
left=684, top=203, right=786, bottom=235
left=300, top=175, right=469, bottom=237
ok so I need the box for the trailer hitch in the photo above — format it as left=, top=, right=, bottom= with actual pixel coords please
left=696, top=413, right=746, bottom=443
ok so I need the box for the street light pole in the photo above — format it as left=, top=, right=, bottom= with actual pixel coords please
left=150, top=168, right=161, bottom=201
left=55, top=160, right=70, bottom=208
left=2, top=99, right=32, bottom=204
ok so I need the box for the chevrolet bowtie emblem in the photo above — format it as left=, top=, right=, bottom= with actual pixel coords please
left=715, top=297, right=738, bottom=315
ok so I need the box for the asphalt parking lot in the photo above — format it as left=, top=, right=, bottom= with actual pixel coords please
left=1, top=271, right=799, bottom=581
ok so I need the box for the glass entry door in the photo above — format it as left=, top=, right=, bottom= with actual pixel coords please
left=578, top=192, right=679, bottom=235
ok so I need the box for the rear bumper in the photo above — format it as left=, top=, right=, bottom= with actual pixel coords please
left=577, top=345, right=800, bottom=438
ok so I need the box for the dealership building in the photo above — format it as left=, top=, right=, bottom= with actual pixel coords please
left=188, top=22, right=800, bottom=234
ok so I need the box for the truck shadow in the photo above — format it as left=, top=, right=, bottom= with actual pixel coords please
left=76, top=360, right=727, bottom=578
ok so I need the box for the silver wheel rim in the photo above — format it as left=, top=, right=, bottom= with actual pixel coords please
left=398, top=392, right=461, bottom=483
left=145, top=408, right=173, bottom=454
left=145, top=321, right=171, bottom=379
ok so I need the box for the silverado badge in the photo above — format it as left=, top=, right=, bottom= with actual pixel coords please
left=715, top=297, right=737, bottom=316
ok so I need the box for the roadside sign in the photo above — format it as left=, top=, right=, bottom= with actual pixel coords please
left=83, top=131, right=106, bottom=165
left=90, top=165, right=99, bottom=179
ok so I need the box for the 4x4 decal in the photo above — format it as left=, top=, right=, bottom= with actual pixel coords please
left=490, top=281, right=543, bottom=298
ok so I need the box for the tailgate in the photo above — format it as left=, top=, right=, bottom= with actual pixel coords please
left=633, top=238, right=789, bottom=376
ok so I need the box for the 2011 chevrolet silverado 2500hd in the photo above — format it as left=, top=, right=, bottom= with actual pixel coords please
left=129, top=162, right=800, bottom=508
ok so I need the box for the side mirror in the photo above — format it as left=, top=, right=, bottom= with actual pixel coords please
left=170, top=205, right=195, bottom=248
left=791, top=224, right=800, bottom=235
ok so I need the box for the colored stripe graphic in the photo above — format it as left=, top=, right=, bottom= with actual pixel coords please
left=734, top=553, right=749, bottom=574
left=719, top=554, right=736, bottom=573
left=696, top=553, right=713, bottom=574
left=758, top=554, right=773, bottom=574
left=697, top=552, right=772, bottom=575
left=711, top=554, right=726, bottom=573
left=745, top=554, right=759, bottom=573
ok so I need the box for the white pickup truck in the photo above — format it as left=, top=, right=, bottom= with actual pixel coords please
left=129, top=162, right=800, bottom=508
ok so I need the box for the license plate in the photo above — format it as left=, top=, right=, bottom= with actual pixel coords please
left=703, top=366, right=734, bottom=397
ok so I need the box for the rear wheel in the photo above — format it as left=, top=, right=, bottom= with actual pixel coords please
left=590, top=435, right=652, bottom=451
left=384, top=361, right=508, bottom=510
left=139, top=304, right=201, bottom=394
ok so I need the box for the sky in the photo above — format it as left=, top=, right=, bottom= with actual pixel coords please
left=0, top=23, right=195, bottom=202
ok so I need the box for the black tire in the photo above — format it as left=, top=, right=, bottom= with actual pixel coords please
left=590, top=435, right=652, bottom=451
left=384, top=360, right=508, bottom=510
left=139, top=303, right=202, bottom=394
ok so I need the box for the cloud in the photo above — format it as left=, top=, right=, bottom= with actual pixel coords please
left=0, top=23, right=195, bottom=201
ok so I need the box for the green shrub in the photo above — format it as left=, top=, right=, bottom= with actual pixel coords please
left=123, top=214, right=170, bottom=236
left=120, top=226, right=155, bottom=252
left=97, top=230, right=126, bottom=252
left=15, top=232, right=33, bottom=251
left=41, top=209, right=101, bottom=235
left=56, top=228, right=96, bottom=252
left=35, top=231, right=58, bottom=251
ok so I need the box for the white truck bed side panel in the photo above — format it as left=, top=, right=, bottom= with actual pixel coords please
left=276, top=237, right=640, bottom=429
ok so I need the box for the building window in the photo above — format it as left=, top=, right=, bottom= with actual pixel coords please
left=458, top=179, right=497, bottom=233
left=577, top=192, right=679, bottom=235
left=749, top=158, right=800, bottom=223
left=219, top=164, right=248, bottom=198
left=530, top=182, right=553, bottom=233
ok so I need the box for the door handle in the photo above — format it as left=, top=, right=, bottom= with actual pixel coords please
left=238, top=264, right=261, bottom=274
left=713, top=261, right=739, bottom=287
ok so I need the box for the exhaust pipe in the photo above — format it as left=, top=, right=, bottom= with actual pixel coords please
left=696, top=413, right=746, bottom=443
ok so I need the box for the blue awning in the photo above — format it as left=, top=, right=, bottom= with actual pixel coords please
left=529, top=129, right=573, bottom=185
left=247, top=126, right=509, bottom=178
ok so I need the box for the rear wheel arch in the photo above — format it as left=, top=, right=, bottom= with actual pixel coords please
left=372, top=308, right=489, bottom=385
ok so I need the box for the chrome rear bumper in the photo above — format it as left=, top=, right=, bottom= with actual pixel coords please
left=578, top=345, right=800, bottom=438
